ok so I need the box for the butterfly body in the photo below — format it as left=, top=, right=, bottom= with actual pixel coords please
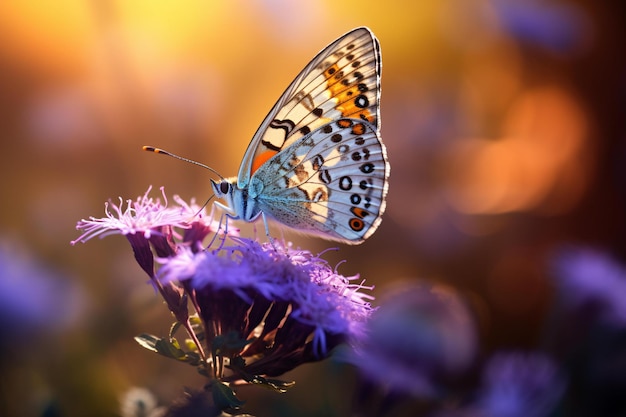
left=213, top=27, right=389, bottom=244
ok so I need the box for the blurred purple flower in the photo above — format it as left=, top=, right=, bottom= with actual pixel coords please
left=474, top=352, right=565, bottom=417
left=343, top=282, right=477, bottom=398
left=551, top=247, right=626, bottom=326
left=26, top=87, right=104, bottom=150
left=492, top=0, right=591, bottom=54
left=0, top=239, right=85, bottom=337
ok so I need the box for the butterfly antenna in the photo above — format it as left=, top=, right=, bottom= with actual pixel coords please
left=195, top=194, right=215, bottom=217
left=142, top=146, right=225, bottom=180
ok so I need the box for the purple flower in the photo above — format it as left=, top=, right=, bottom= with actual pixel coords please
left=474, top=352, right=565, bottom=417
left=492, top=0, right=591, bottom=54
left=171, top=194, right=228, bottom=247
left=344, top=282, right=477, bottom=398
left=551, top=247, right=626, bottom=326
left=71, top=186, right=189, bottom=243
left=71, top=186, right=228, bottom=277
left=0, top=239, right=85, bottom=337
left=72, top=187, right=373, bottom=396
left=158, top=237, right=374, bottom=379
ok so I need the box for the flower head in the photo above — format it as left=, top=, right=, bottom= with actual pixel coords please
left=474, top=352, right=565, bottom=417
left=71, top=186, right=189, bottom=243
left=159, top=237, right=374, bottom=379
left=491, top=0, right=590, bottom=54
left=71, top=186, right=227, bottom=278
left=551, top=247, right=626, bottom=326
left=343, top=282, right=477, bottom=398
left=0, top=238, right=85, bottom=338
left=72, top=187, right=374, bottom=397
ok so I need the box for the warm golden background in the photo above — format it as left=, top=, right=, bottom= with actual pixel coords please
left=1, top=1, right=624, bottom=416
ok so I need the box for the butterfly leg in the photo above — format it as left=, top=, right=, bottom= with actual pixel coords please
left=261, top=212, right=281, bottom=251
left=206, top=210, right=226, bottom=251
left=209, top=202, right=239, bottom=251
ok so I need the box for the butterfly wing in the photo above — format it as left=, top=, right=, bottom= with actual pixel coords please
left=250, top=118, right=389, bottom=244
left=238, top=27, right=381, bottom=189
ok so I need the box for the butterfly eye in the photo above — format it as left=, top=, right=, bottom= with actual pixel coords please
left=219, top=181, right=231, bottom=194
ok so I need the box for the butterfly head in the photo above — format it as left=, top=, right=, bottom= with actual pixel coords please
left=211, top=178, right=234, bottom=199
left=211, top=177, right=263, bottom=223
left=211, top=178, right=238, bottom=218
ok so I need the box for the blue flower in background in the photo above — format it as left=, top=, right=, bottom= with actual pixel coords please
left=548, top=247, right=626, bottom=416
left=491, top=0, right=591, bottom=54
left=552, top=247, right=626, bottom=327
left=475, top=352, right=565, bottom=417
left=0, top=239, right=85, bottom=338
left=344, top=282, right=477, bottom=399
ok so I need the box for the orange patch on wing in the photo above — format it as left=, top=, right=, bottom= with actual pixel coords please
left=252, top=150, right=277, bottom=174
left=349, top=218, right=365, bottom=231
left=338, top=96, right=375, bottom=124
left=351, top=123, right=365, bottom=135
left=350, top=206, right=370, bottom=218
left=322, top=66, right=376, bottom=124
left=337, top=119, right=353, bottom=128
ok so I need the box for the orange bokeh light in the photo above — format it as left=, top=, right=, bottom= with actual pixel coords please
left=446, top=86, right=591, bottom=215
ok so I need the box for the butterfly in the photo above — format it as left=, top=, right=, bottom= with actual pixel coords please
left=147, top=27, right=389, bottom=244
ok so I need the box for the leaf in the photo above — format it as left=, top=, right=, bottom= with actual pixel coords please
left=184, top=351, right=202, bottom=367
left=247, top=375, right=296, bottom=393
left=212, top=331, right=253, bottom=356
left=155, top=337, right=187, bottom=359
left=184, top=338, right=199, bottom=351
left=226, top=357, right=295, bottom=393
left=211, top=381, right=245, bottom=410
left=135, top=334, right=203, bottom=367
left=169, top=321, right=182, bottom=339
left=197, top=365, right=210, bottom=378
left=189, top=314, right=202, bottom=326
left=134, top=333, right=160, bottom=353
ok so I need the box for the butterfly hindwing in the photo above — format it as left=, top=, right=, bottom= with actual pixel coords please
left=238, top=27, right=381, bottom=189
left=250, top=118, right=388, bottom=243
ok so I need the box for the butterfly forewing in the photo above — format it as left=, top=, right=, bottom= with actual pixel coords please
left=250, top=118, right=388, bottom=243
left=238, top=27, right=381, bottom=189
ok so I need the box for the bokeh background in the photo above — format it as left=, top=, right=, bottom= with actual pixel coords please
left=1, top=1, right=625, bottom=416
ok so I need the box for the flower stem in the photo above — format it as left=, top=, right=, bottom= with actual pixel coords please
left=153, top=278, right=208, bottom=363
